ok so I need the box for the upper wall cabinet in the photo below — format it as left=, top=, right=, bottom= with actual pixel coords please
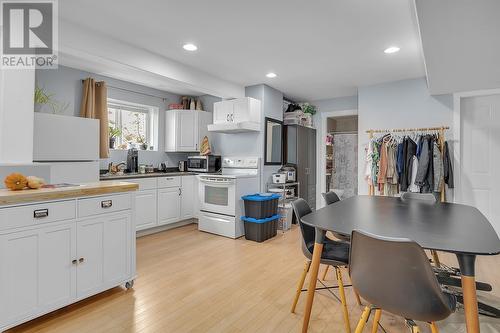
left=208, top=97, right=261, bottom=133
left=165, top=110, right=212, bottom=152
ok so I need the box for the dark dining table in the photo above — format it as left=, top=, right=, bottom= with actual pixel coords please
left=300, top=195, right=500, bottom=333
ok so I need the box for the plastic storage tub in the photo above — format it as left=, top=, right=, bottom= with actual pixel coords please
left=241, top=193, right=280, bottom=219
left=241, top=215, right=280, bottom=242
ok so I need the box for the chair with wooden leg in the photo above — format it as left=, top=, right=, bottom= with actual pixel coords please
left=290, top=198, right=354, bottom=333
left=349, top=230, right=456, bottom=333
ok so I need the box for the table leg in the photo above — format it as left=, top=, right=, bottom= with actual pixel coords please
left=457, top=254, right=480, bottom=333
left=301, top=229, right=326, bottom=333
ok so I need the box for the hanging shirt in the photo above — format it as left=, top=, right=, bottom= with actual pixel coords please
left=401, top=138, right=417, bottom=192
left=396, top=141, right=404, bottom=180
left=364, top=141, right=373, bottom=185
left=408, top=156, right=421, bottom=193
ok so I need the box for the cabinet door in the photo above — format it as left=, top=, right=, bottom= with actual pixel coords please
left=39, top=223, right=77, bottom=309
left=214, top=100, right=233, bottom=123
left=76, top=217, right=104, bottom=298
left=135, top=189, right=157, bottom=231
left=102, top=214, right=131, bottom=286
left=180, top=176, right=195, bottom=220
left=176, top=111, right=198, bottom=151
left=76, top=214, right=131, bottom=298
left=232, top=98, right=249, bottom=123
left=158, top=187, right=181, bottom=225
left=0, top=229, right=41, bottom=325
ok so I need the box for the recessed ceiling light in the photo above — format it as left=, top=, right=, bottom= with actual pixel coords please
left=266, top=72, right=277, bottom=78
left=384, top=46, right=400, bottom=54
left=183, top=43, right=198, bottom=51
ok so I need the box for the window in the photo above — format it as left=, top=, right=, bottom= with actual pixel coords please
left=108, top=99, right=158, bottom=150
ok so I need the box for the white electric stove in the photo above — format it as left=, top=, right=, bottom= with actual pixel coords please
left=197, top=157, right=260, bottom=238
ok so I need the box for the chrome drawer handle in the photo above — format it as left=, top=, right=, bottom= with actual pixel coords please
left=165, top=177, right=174, bottom=180
left=34, top=209, right=48, bottom=219
left=101, top=200, right=113, bottom=208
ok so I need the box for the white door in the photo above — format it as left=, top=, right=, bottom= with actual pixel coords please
left=158, top=187, right=181, bottom=225
left=0, top=229, right=41, bottom=326
left=135, top=189, right=157, bottom=231
left=181, top=176, right=195, bottom=220
left=76, top=217, right=104, bottom=297
left=214, top=100, right=233, bottom=123
left=39, top=222, right=77, bottom=309
left=461, top=94, right=500, bottom=234
left=177, top=111, right=198, bottom=151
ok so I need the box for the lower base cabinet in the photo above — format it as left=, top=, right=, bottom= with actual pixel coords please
left=0, top=193, right=136, bottom=332
left=135, top=189, right=157, bottom=231
left=158, top=187, right=181, bottom=225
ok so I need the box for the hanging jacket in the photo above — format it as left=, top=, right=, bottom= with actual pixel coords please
left=396, top=142, right=404, bottom=180
left=408, top=156, right=420, bottom=193
left=443, top=141, right=454, bottom=188
left=415, top=135, right=430, bottom=187
left=401, top=138, right=417, bottom=191
left=433, top=141, right=444, bottom=192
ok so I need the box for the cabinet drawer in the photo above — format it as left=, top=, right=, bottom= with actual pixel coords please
left=157, top=176, right=181, bottom=188
left=126, top=178, right=157, bottom=191
left=78, top=194, right=131, bottom=218
left=0, top=200, right=76, bottom=231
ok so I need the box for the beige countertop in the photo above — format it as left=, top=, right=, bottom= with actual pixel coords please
left=0, top=181, right=139, bottom=206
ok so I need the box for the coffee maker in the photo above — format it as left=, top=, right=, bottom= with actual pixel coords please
left=126, top=148, right=139, bottom=173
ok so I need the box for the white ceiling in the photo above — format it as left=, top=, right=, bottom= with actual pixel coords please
left=415, top=0, right=500, bottom=95
left=59, top=0, right=425, bottom=101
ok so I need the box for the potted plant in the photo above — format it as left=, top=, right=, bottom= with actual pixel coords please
left=137, top=135, right=148, bottom=150
left=109, top=126, right=121, bottom=149
left=300, top=103, right=317, bottom=127
left=34, top=86, right=69, bottom=113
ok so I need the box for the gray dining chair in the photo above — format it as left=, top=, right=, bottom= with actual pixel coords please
left=321, top=191, right=351, bottom=281
left=291, top=198, right=360, bottom=333
left=349, top=230, right=456, bottom=333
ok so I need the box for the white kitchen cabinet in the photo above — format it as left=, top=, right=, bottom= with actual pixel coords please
left=158, top=187, right=181, bottom=225
left=165, top=110, right=212, bottom=152
left=135, top=189, right=157, bottom=231
left=212, top=97, right=261, bottom=124
left=0, top=221, right=77, bottom=328
left=180, top=175, right=196, bottom=220
left=76, top=213, right=131, bottom=298
left=0, top=189, right=136, bottom=332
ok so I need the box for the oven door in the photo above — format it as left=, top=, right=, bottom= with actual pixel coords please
left=198, top=176, right=236, bottom=216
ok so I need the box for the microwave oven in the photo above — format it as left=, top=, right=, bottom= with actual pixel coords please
left=187, top=155, right=221, bottom=173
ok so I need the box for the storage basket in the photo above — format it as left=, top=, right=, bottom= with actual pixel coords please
left=241, top=215, right=280, bottom=242
left=241, top=193, right=280, bottom=219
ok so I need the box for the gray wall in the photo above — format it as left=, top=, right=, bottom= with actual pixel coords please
left=35, top=65, right=203, bottom=169
left=357, top=77, right=454, bottom=195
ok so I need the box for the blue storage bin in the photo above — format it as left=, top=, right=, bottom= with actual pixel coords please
left=241, top=214, right=280, bottom=242
left=241, top=193, right=280, bottom=219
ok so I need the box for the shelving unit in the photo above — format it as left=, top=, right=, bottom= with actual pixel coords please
left=266, top=182, right=300, bottom=232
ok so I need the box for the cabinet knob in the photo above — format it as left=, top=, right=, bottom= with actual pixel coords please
left=79, top=258, right=85, bottom=263
left=226, top=114, right=229, bottom=121
left=72, top=259, right=77, bottom=265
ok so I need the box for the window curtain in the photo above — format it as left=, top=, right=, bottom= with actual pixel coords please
left=80, top=78, right=109, bottom=158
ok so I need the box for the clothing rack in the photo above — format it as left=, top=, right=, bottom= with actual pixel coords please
left=366, top=125, right=450, bottom=203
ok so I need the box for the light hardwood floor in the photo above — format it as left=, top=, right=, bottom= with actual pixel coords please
left=7, top=224, right=500, bottom=333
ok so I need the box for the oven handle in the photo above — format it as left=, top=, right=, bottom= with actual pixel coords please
left=198, top=177, right=235, bottom=185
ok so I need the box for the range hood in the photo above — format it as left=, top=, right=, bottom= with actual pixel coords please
left=207, top=121, right=260, bottom=133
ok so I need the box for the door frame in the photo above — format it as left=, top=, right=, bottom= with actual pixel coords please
left=316, top=109, right=358, bottom=208
left=453, top=88, right=500, bottom=204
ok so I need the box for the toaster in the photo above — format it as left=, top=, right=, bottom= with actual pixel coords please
left=272, top=173, right=287, bottom=184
